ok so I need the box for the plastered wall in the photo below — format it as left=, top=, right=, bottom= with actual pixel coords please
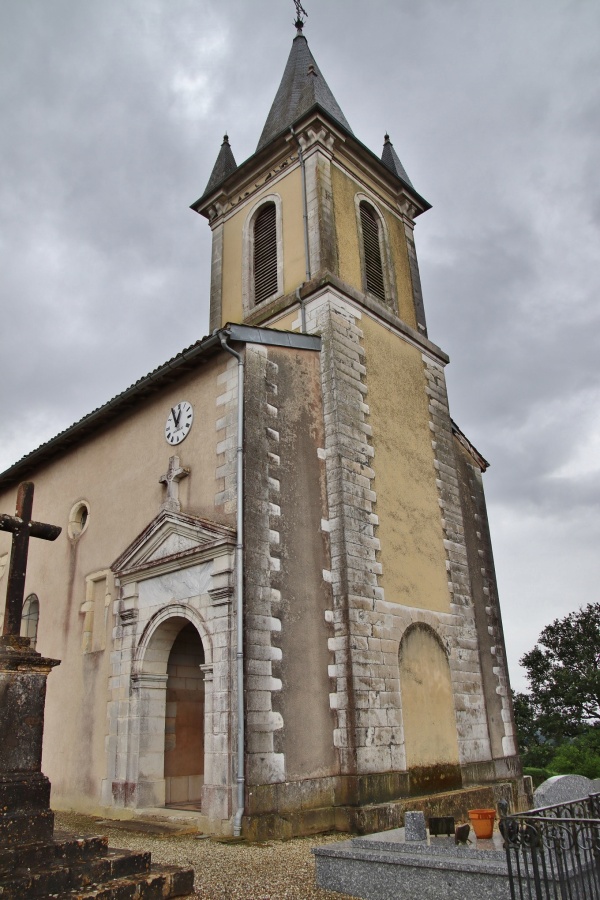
left=330, top=163, right=416, bottom=327
left=0, top=356, right=233, bottom=811
left=221, top=168, right=305, bottom=326
left=360, top=315, right=451, bottom=612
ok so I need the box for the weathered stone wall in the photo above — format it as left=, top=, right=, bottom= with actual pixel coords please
left=330, top=161, right=418, bottom=330
left=243, top=343, right=337, bottom=806
left=295, top=290, right=514, bottom=796
left=454, top=438, right=518, bottom=760
left=421, top=355, right=494, bottom=767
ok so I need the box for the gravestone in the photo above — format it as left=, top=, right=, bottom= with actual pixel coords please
left=404, top=811, right=426, bottom=842
left=533, top=774, right=592, bottom=808
left=0, top=482, right=194, bottom=897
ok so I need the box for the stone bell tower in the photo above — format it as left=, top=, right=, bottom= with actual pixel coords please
left=193, top=20, right=429, bottom=341
left=192, top=17, right=521, bottom=838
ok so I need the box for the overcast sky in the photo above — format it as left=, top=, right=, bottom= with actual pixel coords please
left=1, top=0, right=599, bottom=692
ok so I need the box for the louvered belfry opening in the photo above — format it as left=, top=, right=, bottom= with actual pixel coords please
left=360, top=201, right=386, bottom=302
left=253, top=202, right=278, bottom=304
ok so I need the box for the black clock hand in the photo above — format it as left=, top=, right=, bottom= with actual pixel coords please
left=171, top=406, right=181, bottom=427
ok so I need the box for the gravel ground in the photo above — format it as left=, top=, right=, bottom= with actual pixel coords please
left=54, top=812, right=357, bottom=899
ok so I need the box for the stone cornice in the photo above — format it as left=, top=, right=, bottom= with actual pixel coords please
left=248, top=271, right=450, bottom=366
left=193, top=107, right=430, bottom=226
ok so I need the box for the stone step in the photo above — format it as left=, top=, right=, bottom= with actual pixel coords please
left=0, top=847, right=158, bottom=898
left=0, top=833, right=109, bottom=877
left=57, top=864, right=195, bottom=899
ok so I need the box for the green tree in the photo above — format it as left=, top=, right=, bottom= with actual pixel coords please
left=551, top=729, right=600, bottom=780
left=512, top=690, right=555, bottom=767
left=512, top=691, right=539, bottom=751
left=520, top=603, right=600, bottom=740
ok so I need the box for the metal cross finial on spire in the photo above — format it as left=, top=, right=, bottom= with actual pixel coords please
left=294, top=0, right=308, bottom=32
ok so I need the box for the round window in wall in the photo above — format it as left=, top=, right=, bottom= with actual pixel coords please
left=68, top=501, right=90, bottom=539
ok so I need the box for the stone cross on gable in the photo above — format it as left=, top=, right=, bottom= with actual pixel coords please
left=159, top=456, right=190, bottom=512
left=0, top=482, right=61, bottom=639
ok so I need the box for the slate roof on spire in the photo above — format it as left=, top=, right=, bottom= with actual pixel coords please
left=381, top=133, right=413, bottom=188
left=203, top=134, right=238, bottom=196
left=257, top=27, right=353, bottom=151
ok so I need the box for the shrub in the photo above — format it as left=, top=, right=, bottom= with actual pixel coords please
left=550, top=729, right=600, bottom=780
left=523, top=767, right=552, bottom=788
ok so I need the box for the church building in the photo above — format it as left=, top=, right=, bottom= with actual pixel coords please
left=0, top=19, right=522, bottom=838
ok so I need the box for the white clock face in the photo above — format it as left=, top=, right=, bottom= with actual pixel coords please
left=165, top=401, right=193, bottom=445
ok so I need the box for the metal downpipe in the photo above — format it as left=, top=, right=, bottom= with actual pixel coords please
left=219, top=332, right=245, bottom=837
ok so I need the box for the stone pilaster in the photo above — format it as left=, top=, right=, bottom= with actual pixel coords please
left=215, top=357, right=240, bottom=516
left=422, top=357, right=493, bottom=765
left=209, top=220, right=224, bottom=333
left=303, top=139, right=339, bottom=278
left=454, top=443, right=517, bottom=759
left=243, top=345, right=285, bottom=787
left=303, top=294, right=386, bottom=775
left=403, top=218, right=427, bottom=336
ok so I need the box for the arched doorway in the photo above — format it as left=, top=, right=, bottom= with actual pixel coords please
left=164, top=622, right=206, bottom=808
left=127, top=612, right=209, bottom=811
left=107, top=519, right=236, bottom=822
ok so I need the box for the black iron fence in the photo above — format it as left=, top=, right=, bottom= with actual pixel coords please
left=503, top=792, right=600, bottom=900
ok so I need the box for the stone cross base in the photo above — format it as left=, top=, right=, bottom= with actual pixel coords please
left=0, top=636, right=60, bottom=847
left=0, top=635, right=195, bottom=897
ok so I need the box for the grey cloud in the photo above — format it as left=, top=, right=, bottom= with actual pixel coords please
left=1, top=0, right=600, bottom=691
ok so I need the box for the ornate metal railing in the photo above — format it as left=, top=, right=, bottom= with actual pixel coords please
left=503, top=792, right=600, bottom=900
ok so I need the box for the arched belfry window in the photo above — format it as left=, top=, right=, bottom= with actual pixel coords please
left=355, top=195, right=397, bottom=313
left=254, top=203, right=278, bottom=304
left=21, top=593, right=39, bottom=650
left=242, top=194, right=283, bottom=316
left=360, top=201, right=386, bottom=302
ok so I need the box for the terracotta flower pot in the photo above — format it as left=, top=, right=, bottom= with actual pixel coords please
left=467, top=808, right=496, bottom=839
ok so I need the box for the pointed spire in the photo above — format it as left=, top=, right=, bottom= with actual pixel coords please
left=203, top=134, right=238, bottom=196
left=381, top=133, right=413, bottom=187
left=257, top=28, right=353, bottom=151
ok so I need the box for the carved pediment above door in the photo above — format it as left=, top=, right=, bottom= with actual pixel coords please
left=111, top=509, right=236, bottom=581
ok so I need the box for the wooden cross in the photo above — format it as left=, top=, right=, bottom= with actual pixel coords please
left=159, top=456, right=190, bottom=512
left=0, top=482, right=61, bottom=637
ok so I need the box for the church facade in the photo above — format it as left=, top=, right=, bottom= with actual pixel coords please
left=0, top=23, right=522, bottom=837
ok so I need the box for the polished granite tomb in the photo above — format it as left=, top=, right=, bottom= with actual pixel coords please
left=313, top=824, right=511, bottom=900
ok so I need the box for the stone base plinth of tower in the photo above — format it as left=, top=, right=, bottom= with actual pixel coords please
left=241, top=765, right=528, bottom=842
left=0, top=636, right=194, bottom=898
